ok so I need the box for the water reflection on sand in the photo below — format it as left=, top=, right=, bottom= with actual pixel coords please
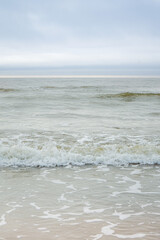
left=0, top=165, right=160, bottom=239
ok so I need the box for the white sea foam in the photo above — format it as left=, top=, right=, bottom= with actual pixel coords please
left=83, top=207, right=105, bottom=214
left=30, top=202, right=41, bottom=210
left=91, top=234, right=103, bottom=240
left=101, top=222, right=117, bottom=235
left=0, top=133, right=159, bottom=167
left=113, top=210, right=144, bottom=220
left=114, top=233, right=146, bottom=239
left=85, top=219, right=103, bottom=223
left=0, top=214, right=6, bottom=226
left=40, top=211, right=61, bottom=220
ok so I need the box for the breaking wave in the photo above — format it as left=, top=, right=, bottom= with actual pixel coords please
left=0, top=133, right=159, bottom=167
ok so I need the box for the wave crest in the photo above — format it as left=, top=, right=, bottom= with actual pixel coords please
left=0, top=134, right=159, bottom=167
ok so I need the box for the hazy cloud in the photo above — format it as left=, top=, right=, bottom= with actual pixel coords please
left=0, top=0, right=160, bottom=68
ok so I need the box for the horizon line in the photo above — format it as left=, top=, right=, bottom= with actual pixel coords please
left=0, top=75, right=160, bottom=79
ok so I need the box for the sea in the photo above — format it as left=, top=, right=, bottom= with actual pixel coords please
left=0, top=76, right=160, bottom=239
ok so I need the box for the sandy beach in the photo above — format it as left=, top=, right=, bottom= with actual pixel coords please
left=0, top=165, right=160, bottom=239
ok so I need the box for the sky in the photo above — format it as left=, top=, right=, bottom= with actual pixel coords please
left=0, top=0, right=160, bottom=74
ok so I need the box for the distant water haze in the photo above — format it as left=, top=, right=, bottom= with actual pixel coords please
left=0, top=65, right=160, bottom=77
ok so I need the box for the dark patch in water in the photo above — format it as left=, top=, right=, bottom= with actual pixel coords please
left=42, top=85, right=99, bottom=90
left=97, top=92, right=160, bottom=99
left=0, top=88, right=17, bottom=92
left=42, top=86, right=56, bottom=89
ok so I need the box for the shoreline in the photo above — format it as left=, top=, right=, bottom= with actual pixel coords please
left=0, top=163, right=159, bottom=169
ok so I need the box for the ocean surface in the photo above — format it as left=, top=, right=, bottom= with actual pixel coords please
left=0, top=76, right=160, bottom=239
left=0, top=76, right=160, bottom=167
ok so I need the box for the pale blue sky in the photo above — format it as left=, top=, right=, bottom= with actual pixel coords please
left=0, top=0, right=160, bottom=73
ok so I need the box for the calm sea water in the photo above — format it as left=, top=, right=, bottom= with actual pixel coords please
left=0, top=77, right=160, bottom=239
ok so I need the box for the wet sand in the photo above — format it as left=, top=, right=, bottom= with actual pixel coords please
left=0, top=165, right=160, bottom=239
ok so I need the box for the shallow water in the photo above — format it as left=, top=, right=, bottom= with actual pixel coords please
left=0, top=165, right=160, bottom=239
